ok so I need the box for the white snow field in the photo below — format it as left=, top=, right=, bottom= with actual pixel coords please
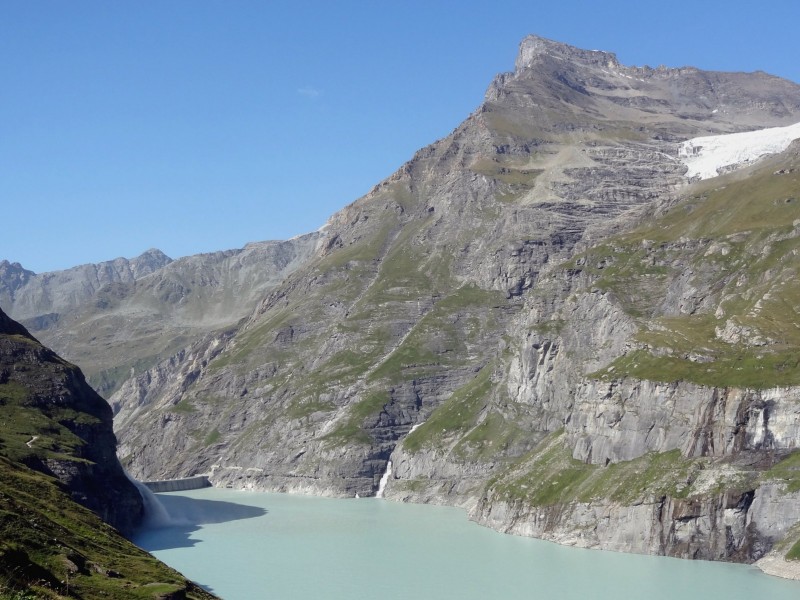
left=678, top=121, right=800, bottom=180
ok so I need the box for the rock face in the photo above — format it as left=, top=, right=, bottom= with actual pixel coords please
left=0, top=308, right=143, bottom=534
left=12, top=35, right=800, bottom=566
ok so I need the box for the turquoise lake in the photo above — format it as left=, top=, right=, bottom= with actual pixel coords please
left=133, top=488, right=800, bottom=600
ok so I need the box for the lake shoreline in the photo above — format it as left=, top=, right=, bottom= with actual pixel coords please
left=133, top=487, right=800, bottom=600
left=757, top=551, right=800, bottom=581
left=164, top=481, right=800, bottom=583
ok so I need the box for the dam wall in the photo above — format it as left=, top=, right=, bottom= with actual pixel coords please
left=142, top=475, right=211, bottom=492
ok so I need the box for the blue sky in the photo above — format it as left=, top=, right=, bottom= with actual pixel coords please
left=3, top=1, right=799, bottom=273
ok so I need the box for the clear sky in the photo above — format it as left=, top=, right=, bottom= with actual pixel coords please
left=3, top=0, right=799, bottom=273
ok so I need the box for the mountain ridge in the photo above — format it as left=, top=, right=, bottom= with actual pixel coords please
left=5, top=35, right=800, bottom=573
left=1, top=234, right=320, bottom=396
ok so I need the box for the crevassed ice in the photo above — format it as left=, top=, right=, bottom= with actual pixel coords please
left=678, top=121, right=800, bottom=180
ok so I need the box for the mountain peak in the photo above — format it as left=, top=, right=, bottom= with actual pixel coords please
left=134, top=247, right=172, bottom=265
left=515, top=35, right=619, bottom=72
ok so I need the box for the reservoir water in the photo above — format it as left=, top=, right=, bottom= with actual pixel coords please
left=134, top=488, right=800, bottom=600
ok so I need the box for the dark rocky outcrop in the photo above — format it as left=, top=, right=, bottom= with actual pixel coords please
left=0, top=307, right=142, bottom=534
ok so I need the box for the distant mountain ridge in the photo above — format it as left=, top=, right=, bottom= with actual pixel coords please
left=0, top=234, right=320, bottom=395
left=0, top=248, right=173, bottom=319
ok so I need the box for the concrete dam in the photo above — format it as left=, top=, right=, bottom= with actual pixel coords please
left=141, top=475, right=211, bottom=493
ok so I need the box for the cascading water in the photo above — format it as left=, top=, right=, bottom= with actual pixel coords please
left=375, top=422, right=425, bottom=498
left=376, top=460, right=392, bottom=498
left=125, top=471, right=177, bottom=528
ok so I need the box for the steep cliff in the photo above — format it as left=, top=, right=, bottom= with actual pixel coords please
left=0, top=308, right=217, bottom=597
left=432, top=145, right=800, bottom=567
left=0, top=307, right=142, bottom=533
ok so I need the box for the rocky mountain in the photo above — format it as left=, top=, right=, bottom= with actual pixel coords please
left=9, top=35, right=800, bottom=572
left=0, top=248, right=172, bottom=320
left=0, top=307, right=216, bottom=598
left=0, top=235, right=320, bottom=395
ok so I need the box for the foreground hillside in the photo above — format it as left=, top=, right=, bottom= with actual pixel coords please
left=4, top=35, right=800, bottom=568
left=0, top=458, right=215, bottom=599
left=0, top=308, right=216, bottom=598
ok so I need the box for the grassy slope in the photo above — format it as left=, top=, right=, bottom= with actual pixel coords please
left=463, top=149, right=800, bottom=560
left=0, top=340, right=102, bottom=465
left=0, top=317, right=217, bottom=599
left=0, top=457, right=214, bottom=600
left=575, top=149, right=800, bottom=387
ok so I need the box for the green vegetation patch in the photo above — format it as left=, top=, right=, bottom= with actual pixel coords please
left=316, top=218, right=399, bottom=270
left=209, top=309, right=295, bottom=371
left=453, top=412, right=526, bottom=461
left=0, top=457, right=215, bottom=599
left=487, top=433, right=750, bottom=508
left=168, top=399, right=197, bottom=414
left=0, top=383, right=29, bottom=404
left=596, top=348, right=800, bottom=389
left=403, top=364, right=493, bottom=453
left=764, top=451, right=800, bottom=493
left=321, top=391, right=390, bottom=446
left=286, top=399, right=336, bottom=420
left=787, top=538, right=800, bottom=561
left=203, top=429, right=221, bottom=446
left=643, top=167, right=800, bottom=241
left=0, top=403, right=89, bottom=463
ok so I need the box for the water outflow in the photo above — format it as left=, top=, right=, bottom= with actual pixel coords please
left=125, top=471, right=177, bottom=528
left=376, top=460, right=392, bottom=498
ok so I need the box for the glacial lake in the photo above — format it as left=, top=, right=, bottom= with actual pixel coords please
left=133, top=488, right=800, bottom=600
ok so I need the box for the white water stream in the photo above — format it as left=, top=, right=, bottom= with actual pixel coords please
left=376, top=422, right=425, bottom=498
left=375, top=460, right=392, bottom=498
left=125, top=471, right=180, bottom=527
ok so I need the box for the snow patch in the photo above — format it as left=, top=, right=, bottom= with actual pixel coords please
left=679, top=121, right=800, bottom=180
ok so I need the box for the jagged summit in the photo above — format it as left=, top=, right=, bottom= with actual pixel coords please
left=137, top=247, right=172, bottom=263
left=514, top=34, right=620, bottom=72
left=486, top=34, right=800, bottom=137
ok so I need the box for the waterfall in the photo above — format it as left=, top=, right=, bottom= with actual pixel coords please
left=125, top=471, right=177, bottom=528
left=376, top=460, right=392, bottom=498
left=375, top=422, right=423, bottom=499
